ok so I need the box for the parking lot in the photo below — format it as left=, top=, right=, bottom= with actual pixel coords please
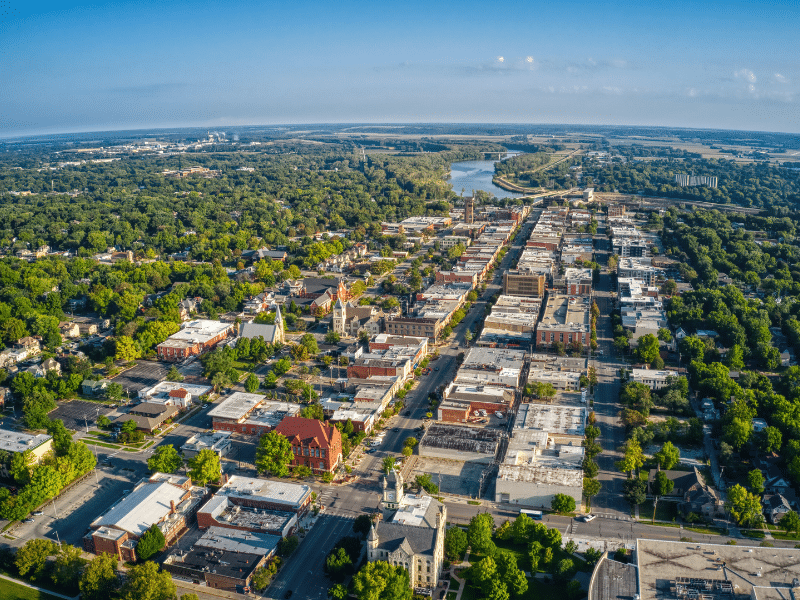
left=49, top=400, right=115, bottom=432
left=110, top=360, right=171, bottom=395
left=410, top=457, right=488, bottom=498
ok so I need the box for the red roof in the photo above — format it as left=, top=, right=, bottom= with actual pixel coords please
left=275, top=416, right=340, bottom=450
left=169, top=388, right=189, bottom=398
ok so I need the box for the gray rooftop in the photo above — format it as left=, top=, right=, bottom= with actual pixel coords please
left=0, top=429, right=51, bottom=454
left=196, top=526, right=280, bottom=556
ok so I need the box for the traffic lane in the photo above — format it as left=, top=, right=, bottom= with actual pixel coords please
left=267, top=515, right=355, bottom=599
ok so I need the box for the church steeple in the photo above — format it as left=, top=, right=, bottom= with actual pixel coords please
left=274, top=304, right=285, bottom=344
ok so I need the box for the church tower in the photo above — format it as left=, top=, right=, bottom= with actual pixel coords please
left=332, top=298, right=346, bottom=336
left=465, top=194, right=475, bottom=224
left=382, top=467, right=404, bottom=510
left=274, top=305, right=285, bottom=344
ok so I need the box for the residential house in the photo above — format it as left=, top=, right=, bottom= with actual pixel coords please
left=764, top=494, right=793, bottom=524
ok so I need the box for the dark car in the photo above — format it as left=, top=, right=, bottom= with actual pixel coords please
left=434, top=366, right=439, bottom=371
left=404, top=410, right=411, bottom=416
left=284, top=591, right=293, bottom=599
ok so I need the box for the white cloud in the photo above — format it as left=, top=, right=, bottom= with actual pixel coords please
left=497, top=56, right=504, bottom=63
left=775, top=73, right=788, bottom=83
left=526, top=56, right=534, bottom=63
left=734, top=68, right=757, bottom=83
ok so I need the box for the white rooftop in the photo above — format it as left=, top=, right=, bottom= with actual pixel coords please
left=167, top=319, right=232, bottom=344
left=0, top=429, right=51, bottom=454
left=515, top=402, right=586, bottom=437
left=196, top=526, right=280, bottom=556
left=208, top=392, right=265, bottom=421
left=219, top=475, right=311, bottom=509
left=391, top=493, right=434, bottom=527
left=92, top=480, right=187, bottom=537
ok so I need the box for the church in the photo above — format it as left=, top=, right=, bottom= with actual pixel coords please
left=332, top=298, right=383, bottom=339
left=366, top=468, right=446, bottom=593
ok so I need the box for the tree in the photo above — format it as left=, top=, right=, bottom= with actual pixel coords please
left=445, top=526, right=468, bottom=560
left=181, top=595, right=200, bottom=600
left=80, top=553, right=118, bottom=600
left=147, top=444, right=182, bottom=474
left=757, top=426, right=782, bottom=453
left=329, top=583, right=348, bottom=599
left=585, top=547, right=603, bottom=566
left=120, top=561, right=176, bottom=600
left=166, top=365, right=184, bottom=382
left=105, top=382, right=123, bottom=402
left=652, top=471, right=675, bottom=523
left=256, top=431, right=294, bottom=477
left=51, top=544, right=84, bottom=589
left=467, top=512, right=496, bottom=555
left=511, top=512, right=532, bottom=545
left=623, top=477, right=647, bottom=506
left=325, top=331, right=340, bottom=344
left=554, top=558, right=575, bottom=582
left=381, top=456, right=396, bottom=473
left=15, top=538, right=57, bottom=580
left=211, top=371, right=231, bottom=393
left=552, top=493, right=576, bottom=513
left=747, top=469, right=765, bottom=495
left=114, top=335, right=140, bottom=361
left=583, top=478, right=601, bottom=504
left=299, top=402, right=324, bottom=420
left=187, top=448, right=221, bottom=486
left=245, top=372, right=260, bottom=393
left=471, top=556, right=498, bottom=596
left=325, top=546, right=353, bottom=582
left=353, top=514, right=372, bottom=538
left=299, top=333, right=319, bottom=356
left=654, top=441, right=680, bottom=470
left=136, top=523, right=166, bottom=560
left=779, top=510, right=800, bottom=536
left=658, top=328, right=672, bottom=343
left=616, top=439, right=645, bottom=477
left=351, top=561, right=412, bottom=600
left=727, top=484, right=764, bottom=527
left=636, top=333, right=660, bottom=365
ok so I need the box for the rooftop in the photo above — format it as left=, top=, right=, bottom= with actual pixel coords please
left=196, top=526, right=280, bottom=556
left=208, top=392, right=265, bottom=422
left=181, top=431, right=232, bottom=453
left=460, top=347, right=527, bottom=372
left=420, top=423, right=503, bottom=455
left=164, top=319, right=233, bottom=344
left=538, top=294, right=591, bottom=332
left=219, top=476, right=311, bottom=509
left=0, top=429, right=51, bottom=454
left=636, top=539, right=800, bottom=600
left=515, top=402, right=586, bottom=437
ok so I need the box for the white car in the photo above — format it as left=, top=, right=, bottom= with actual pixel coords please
left=583, top=514, right=596, bottom=522
left=494, top=412, right=504, bottom=419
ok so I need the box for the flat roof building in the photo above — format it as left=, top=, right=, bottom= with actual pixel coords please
left=536, top=294, right=591, bottom=349
left=156, top=319, right=234, bottom=362
left=181, top=430, right=233, bottom=459
left=418, top=423, right=503, bottom=463
left=455, top=347, right=527, bottom=389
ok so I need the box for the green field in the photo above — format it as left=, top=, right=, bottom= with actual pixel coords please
left=0, top=578, right=60, bottom=600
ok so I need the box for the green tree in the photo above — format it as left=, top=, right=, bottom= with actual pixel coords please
left=554, top=558, right=575, bottom=582
left=166, top=365, right=184, bottom=382
left=329, top=583, right=349, bottom=599
left=616, top=439, right=645, bottom=477
left=114, top=336, right=140, bottom=361
left=105, top=382, right=123, bottom=402
left=299, top=333, right=319, bottom=355
left=136, top=524, right=166, bottom=560
left=654, top=441, right=680, bottom=470
left=779, top=510, right=800, bottom=536
left=51, top=544, right=84, bottom=589
left=325, top=546, right=354, bottom=582
left=353, top=514, right=373, bottom=538
left=585, top=547, right=603, bottom=566
left=256, top=431, right=294, bottom=477
left=325, top=331, right=340, bottom=344
left=471, top=555, right=498, bottom=596
left=381, top=456, right=396, bottom=474
left=747, top=469, right=765, bottom=495
left=147, top=445, right=183, bottom=474
left=15, top=538, right=57, bottom=580
left=445, top=526, right=468, bottom=561
left=211, top=371, right=231, bottom=393
left=245, top=372, right=260, bottom=393
left=652, top=471, right=675, bottom=523
left=658, top=328, right=672, bottom=343
left=511, top=512, right=532, bottom=545
left=552, top=493, right=576, bottom=513
left=351, top=561, right=412, bottom=600
left=635, top=333, right=660, bottom=365
left=623, top=477, right=647, bottom=506
left=79, top=553, right=118, bottom=600
left=583, top=478, right=601, bottom=504
left=757, top=426, right=782, bottom=453
left=187, top=448, right=221, bottom=486
left=467, top=512, right=496, bottom=556
left=181, top=595, right=200, bottom=600
left=120, top=560, right=176, bottom=600
left=727, top=484, right=764, bottom=527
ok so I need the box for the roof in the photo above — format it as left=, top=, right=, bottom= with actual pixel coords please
left=239, top=322, right=281, bottom=343
left=92, top=480, right=187, bottom=537
left=0, top=429, right=52, bottom=454
left=130, top=402, right=179, bottom=418
left=208, top=392, right=265, bottom=422
left=161, top=320, right=233, bottom=345
left=374, top=521, right=437, bottom=557
left=219, top=476, right=311, bottom=509
left=275, top=416, right=339, bottom=450
left=195, top=526, right=280, bottom=556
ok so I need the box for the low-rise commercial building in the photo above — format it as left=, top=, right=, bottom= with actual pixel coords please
left=419, top=423, right=503, bottom=463
left=0, top=430, right=52, bottom=477
left=138, top=381, right=212, bottom=407
left=454, top=347, right=527, bottom=389
left=181, top=431, right=233, bottom=459
left=536, top=294, right=591, bottom=349
left=157, top=320, right=235, bottom=362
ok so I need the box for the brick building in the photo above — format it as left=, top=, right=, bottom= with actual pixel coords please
left=274, top=417, right=343, bottom=474
left=156, top=320, right=234, bottom=362
left=385, top=316, right=443, bottom=343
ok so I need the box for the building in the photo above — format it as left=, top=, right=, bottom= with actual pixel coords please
left=631, top=368, right=675, bottom=391
left=238, top=307, right=285, bottom=345
left=181, top=431, right=233, bottom=459
left=274, top=417, right=343, bottom=474
left=368, top=469, right=446, bottom=593
left=138, top=381, right=212, bottom=407
left=332, top=300, right=383, bottom=338
left=536, top=295, right=591, bottom=349
left=561, top=267, right=593, bottom=295
left=455, top=347, right=527, bottom=389
left=210, top=395, right=300, bottom=437
left=385, top=316, right=443, bottom=343
left=503, top=269, right=547, bottom=298
left=418, top=423, right=503, bottom=463
left=297, top=278, right=349, bottom=303
left=618, top=257, right=660, bottom=285
left=0, top=430, right=53, bottom=477
left=163, top=527, right=277, bottom=593
left=209, top=475, right=312, bottom=515
left=674, top=174, right=718, bottom=188
left=157, top=320, right=235, bottom=362
left=84, top=474, right=206, bottom=561
left=122, top=403, right=180, bottom=432
left=514, top=402, right=586, bottom=445
left=464, top=197, right=475, bottom=224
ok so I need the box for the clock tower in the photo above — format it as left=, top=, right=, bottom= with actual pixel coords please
left=382, top=467, right=404, bottom=510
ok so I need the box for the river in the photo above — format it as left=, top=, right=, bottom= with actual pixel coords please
left=447, top=153, right=523, bottom=199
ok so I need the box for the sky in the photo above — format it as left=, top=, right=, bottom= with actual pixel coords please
left=1, top=0, right=799, bottom=136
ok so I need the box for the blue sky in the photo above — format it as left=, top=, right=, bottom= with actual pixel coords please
left=1, top=0, right=798, bottom=136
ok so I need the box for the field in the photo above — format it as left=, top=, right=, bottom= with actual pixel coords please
left=0, top=579, right=60, bottom=600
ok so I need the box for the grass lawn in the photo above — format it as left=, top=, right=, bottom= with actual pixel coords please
left=0, top=578, right=61, bottom=600
left=770, top=531, right=800, bottom=540
left=684, top=525, right=726, bottom=535
left=742, top=530, right=766, bottom=539
left=446, top=594, right=457, bottom=600
left=638, top=500, right=679, bottom=523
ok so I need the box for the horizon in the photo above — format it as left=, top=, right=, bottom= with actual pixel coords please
left=2, top=0, right=799, bottom=137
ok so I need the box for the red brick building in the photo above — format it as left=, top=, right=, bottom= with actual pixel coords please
left=275, top=417, right=343, bottom=474
left=435, top=270, right=479, bottom=287
left=156, top=320, right=234, bottom=362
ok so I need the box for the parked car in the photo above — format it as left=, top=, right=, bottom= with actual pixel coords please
left=583, top=514, right=596, bottom=522
left=32, top=511, right=43, bottom=516
left=22, top=518, right=34, bottom=523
